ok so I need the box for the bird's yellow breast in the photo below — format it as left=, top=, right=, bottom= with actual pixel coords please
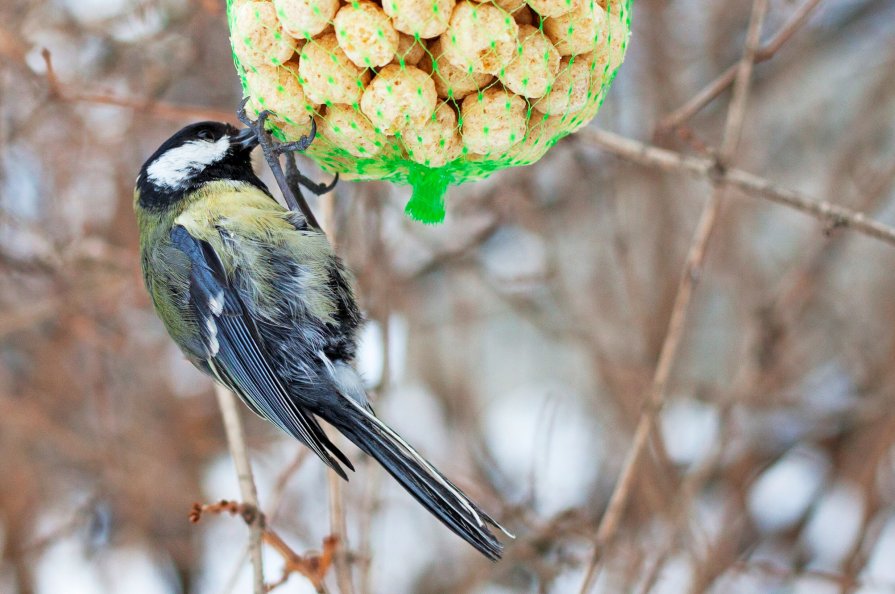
left=174, top=181, right=340, bottom=324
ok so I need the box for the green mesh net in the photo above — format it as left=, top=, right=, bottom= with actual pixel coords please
left=228, top=0, right=631, bottom=223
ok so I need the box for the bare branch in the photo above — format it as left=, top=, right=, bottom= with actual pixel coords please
left=41, top=48, right=234, bottom=122
left=214, top=385, right=266, bottom=594
left=659, top=0, right=823, bottom=131
left=577, top=2, right=770, bottom=590
left=190, top=498, right=337, bottom=594
left=579, top=128, right=895, bottom=247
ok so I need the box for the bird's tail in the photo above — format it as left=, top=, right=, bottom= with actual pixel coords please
left=331, top=397, right=513, bottom=560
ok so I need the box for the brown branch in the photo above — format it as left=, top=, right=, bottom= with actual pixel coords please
left=579, top=128, right=895, bottom=247
left=190, top=498, right=338, bottom=594
left=214, top=385, right=266, bottom=594
left=189, top=499, right=260, bottom=524
left=41, top=48, right=234, bottom=123
left=577, top=2, right=770, bottom=591
left=266, top=448, right=311, bottom=523
left=263, top=532, right=338, bottom=594
left=327, top=462, right=356, bottom=594
left=729, top=559, right=887, bottom=591
left=659, top=0, right=823, bottom=131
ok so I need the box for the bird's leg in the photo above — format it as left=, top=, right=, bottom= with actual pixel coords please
left=237, top=98, right=297, bottom=208
left=237, top=98, right=329, bottom=231
left=238, top=99, right=339, bottom=197
left=264, top=116, right=339, bottom=197
left=237, top=99, right=339, bottom=199
left=281, top=154, right=322, bottom=231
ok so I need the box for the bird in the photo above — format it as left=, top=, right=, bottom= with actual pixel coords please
left=133, top=120, right=510, bottom=560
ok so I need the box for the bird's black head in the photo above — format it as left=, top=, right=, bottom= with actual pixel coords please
left=136, top=121, right=266, bottom=210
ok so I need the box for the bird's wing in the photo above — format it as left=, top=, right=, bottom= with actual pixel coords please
left=169, top=224, right=353, bottom=479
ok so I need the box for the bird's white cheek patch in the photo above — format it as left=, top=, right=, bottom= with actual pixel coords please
left=146, top=137, right=230, bottom=188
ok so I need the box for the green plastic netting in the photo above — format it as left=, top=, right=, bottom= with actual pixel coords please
left=228, top=0, right=631, bottom=223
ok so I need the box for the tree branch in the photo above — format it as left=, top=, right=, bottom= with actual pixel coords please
left=659, top=0, right=823, bottom=131
left=578, top=128, right=895, bottom=247
left=214, top=385, right=265, bottom=594
left=327, top=468, right=356, bottom=594
left=577, top=1, right=770, bottom=591
left=41, top=48, right=233, bottom=122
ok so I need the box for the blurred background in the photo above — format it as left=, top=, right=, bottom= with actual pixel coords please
left=2, top=0, right=895, bottom=593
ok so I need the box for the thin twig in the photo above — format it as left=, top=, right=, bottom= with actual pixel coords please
left=576, top=187, right=724, bottom=593
left=191, top=498, right=337, bottom=593
left=577, top=2, right=769, bottom=591
left=355, top=459, right=381, bottom=594
left=267, top=449, right=311, bottom=523
left=41, top=49, right=233, bottom=122
left=659, top=0, right=823, bottom=131
left=262, top=531, right=338, bottom=593
left=578, top=128, right=895, bottom=248
left=219, top=543, right=251, bottom=594
left=327, top=467, right=356, bottom=594
left=214, top=385, right=266, bottom=594
left=216, top=448, right=310, bottom=594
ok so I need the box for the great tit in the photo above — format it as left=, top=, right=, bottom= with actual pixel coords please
left=133, top=121, right=509, bottom=560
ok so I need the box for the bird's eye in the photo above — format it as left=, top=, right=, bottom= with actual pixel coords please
left=197, top=130, right=215, bottom=141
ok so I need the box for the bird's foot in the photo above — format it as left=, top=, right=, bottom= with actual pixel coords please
left=237, top=97, right=316, bottom=154
left=273, top=117, right=317, bottom=154
left=237, top=97, right=337, bottom=198
left=286, top=158, right=339, bottom=197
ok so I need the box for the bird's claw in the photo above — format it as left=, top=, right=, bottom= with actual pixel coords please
left=235, top=96, right=335, bottom=226
left=274, top=118, right=317, bottom=154
left=237, top=97, right=316, bottom=154
left=236, top=96, right=255, bottom=128
left=284, top=155, right=339, bottom=197
left=307, top=171, right=339, bottom=195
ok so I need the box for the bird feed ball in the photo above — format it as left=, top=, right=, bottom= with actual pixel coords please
left=233, top=1, right=298, bottom=67
left=440, top=1, right=519, bottom=76
left=317, top=104, right=387, bottom=157
left=544, top=0, right=609, bottom=56
left=360, top=64, right=437, bottom=134
left=243, top=63, right=319, bottom=127
left=384, top=0, right=455, bottom=39
left=499, top=24, right=561, bottom=98
left=298, top=32, right=370, bottom=105
left=334, top=1, right=399, bottom=67
left=395, top=33, right=426, bottom=66
left=460, top=87, right=527, bottom=155
left=424, top=36, right=494, bottom=100
left=273, top=0, right=338, bottom=39
left=403, top=102, right=463, bottom=168
left=228, top=0, right=632, bottom=223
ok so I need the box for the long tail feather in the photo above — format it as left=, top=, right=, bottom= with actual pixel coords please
left=333, top=398, right=512, bottom=560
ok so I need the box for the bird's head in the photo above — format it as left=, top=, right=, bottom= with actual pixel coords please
left=135, top=121, right=262, bottom=211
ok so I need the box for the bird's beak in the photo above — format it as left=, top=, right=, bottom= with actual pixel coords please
left=232, top=127, right=259, bottom=151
